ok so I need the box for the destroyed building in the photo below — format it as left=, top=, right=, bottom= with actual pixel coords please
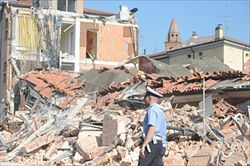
left=0, top=62, right=249, bottom=165
left=0, top=1, right=249, bottom=166
left=0, top=0, right=138, bottom=109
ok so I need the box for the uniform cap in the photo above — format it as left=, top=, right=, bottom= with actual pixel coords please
left=146, top=86, right=163, bottom=98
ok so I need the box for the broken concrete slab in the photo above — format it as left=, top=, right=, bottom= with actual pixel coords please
left=76, top=132, right=100, bottom=161
left=102, top=114, right=131, bottom=146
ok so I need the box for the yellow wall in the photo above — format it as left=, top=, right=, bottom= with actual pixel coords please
left=17, top=14, right=39, bottom=55
left=195, top=47, right=223, bottom=60
left=169, top=52, right=192, bottom=64
left=169, top=46, right=224, bottom=65
left=168, top=43, right=250, bottom=71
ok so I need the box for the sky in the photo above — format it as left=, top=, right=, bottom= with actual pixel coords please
left=84, top=0, right=250, bottom=55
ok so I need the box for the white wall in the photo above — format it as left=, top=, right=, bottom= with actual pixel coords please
left=224, top=45, right=244, bottom=71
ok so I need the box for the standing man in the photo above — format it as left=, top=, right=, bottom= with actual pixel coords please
left=138, top=86, right=167, bottom=166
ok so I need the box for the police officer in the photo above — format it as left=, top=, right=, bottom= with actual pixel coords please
left=138, top=86, right=167, bottom=166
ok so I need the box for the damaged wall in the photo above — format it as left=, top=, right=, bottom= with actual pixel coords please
left=79, top=20, right=138, bottom=71
left=0, top=1, right=139, bottom=111
left=0, top=4, right=59, bottom=104
left=0, top=3, right=15, bottom=103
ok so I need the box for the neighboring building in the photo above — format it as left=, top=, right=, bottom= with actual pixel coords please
left=148, top=21, right=250, bottom=72
left=0, top=0, right=138, bottom=110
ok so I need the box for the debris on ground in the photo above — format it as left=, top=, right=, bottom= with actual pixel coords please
left=0, top=68, right=249, bottom=165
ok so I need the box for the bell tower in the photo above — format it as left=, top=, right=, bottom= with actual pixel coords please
left=165, top=18, right=181, bottom=51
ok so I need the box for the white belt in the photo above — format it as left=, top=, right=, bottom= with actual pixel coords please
left=154, top=135, right=162, bottom=140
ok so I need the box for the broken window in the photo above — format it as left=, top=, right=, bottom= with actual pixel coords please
left=60, top=23, right=75, bottom=55
left=86, top=31, right=97, bottom=60
left=58, top=0, right=76, bottom=12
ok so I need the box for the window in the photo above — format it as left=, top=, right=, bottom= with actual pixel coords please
left=3, top=74, right=6, bottom=83
left=58, top=0, right=66, bottom=11
left=246, top=53, right=249, bottom=57
left=199, top=52, right=203, bottom=59
left=171, top=34, right=174, bottom=37
left=86, top=31, right=97, bottom=59
left=5, top=30, right=8, bottom=40
left=123, top=27, right=132, bottom=37
left=68, top=0, right=76, bottom=12
left=5, top=18, right=8, bottom=29
left=3, top=62, right=6, bottom=72
left=58, top=0, right=76, bottom=12
left=187, top=54, right=191, bottom=58
left=33, top=0, right=49, bottom=9
left=175, top=34, right=178, bottom=37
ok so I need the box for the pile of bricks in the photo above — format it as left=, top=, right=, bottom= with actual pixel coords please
left=0, top=96, right=249, bottom=165
left=0, top=69, right=249, bottom=165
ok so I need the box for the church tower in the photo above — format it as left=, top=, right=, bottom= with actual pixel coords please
left=165, top=18, right=181, bottom=51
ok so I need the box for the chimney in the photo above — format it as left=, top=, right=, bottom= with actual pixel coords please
left=191, top=31, right=198, bottom=39
left=215, top=24, right=223, bottom=40
left=118, top=5, right=130, bottom=21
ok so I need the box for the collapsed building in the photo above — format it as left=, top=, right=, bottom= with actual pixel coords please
left=0, top=0, right=138, bottom=112
left=0, top=1, right=249, bottom=166
left=0, top=56, right=249, bottom=165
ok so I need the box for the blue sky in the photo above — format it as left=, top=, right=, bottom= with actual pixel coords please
left=84, top=0, right=250, bottom=55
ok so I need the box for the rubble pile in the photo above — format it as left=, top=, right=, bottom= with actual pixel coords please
left=164, top=100, right=250, bottom=166
left=0, top=69, right=249, bottom=165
